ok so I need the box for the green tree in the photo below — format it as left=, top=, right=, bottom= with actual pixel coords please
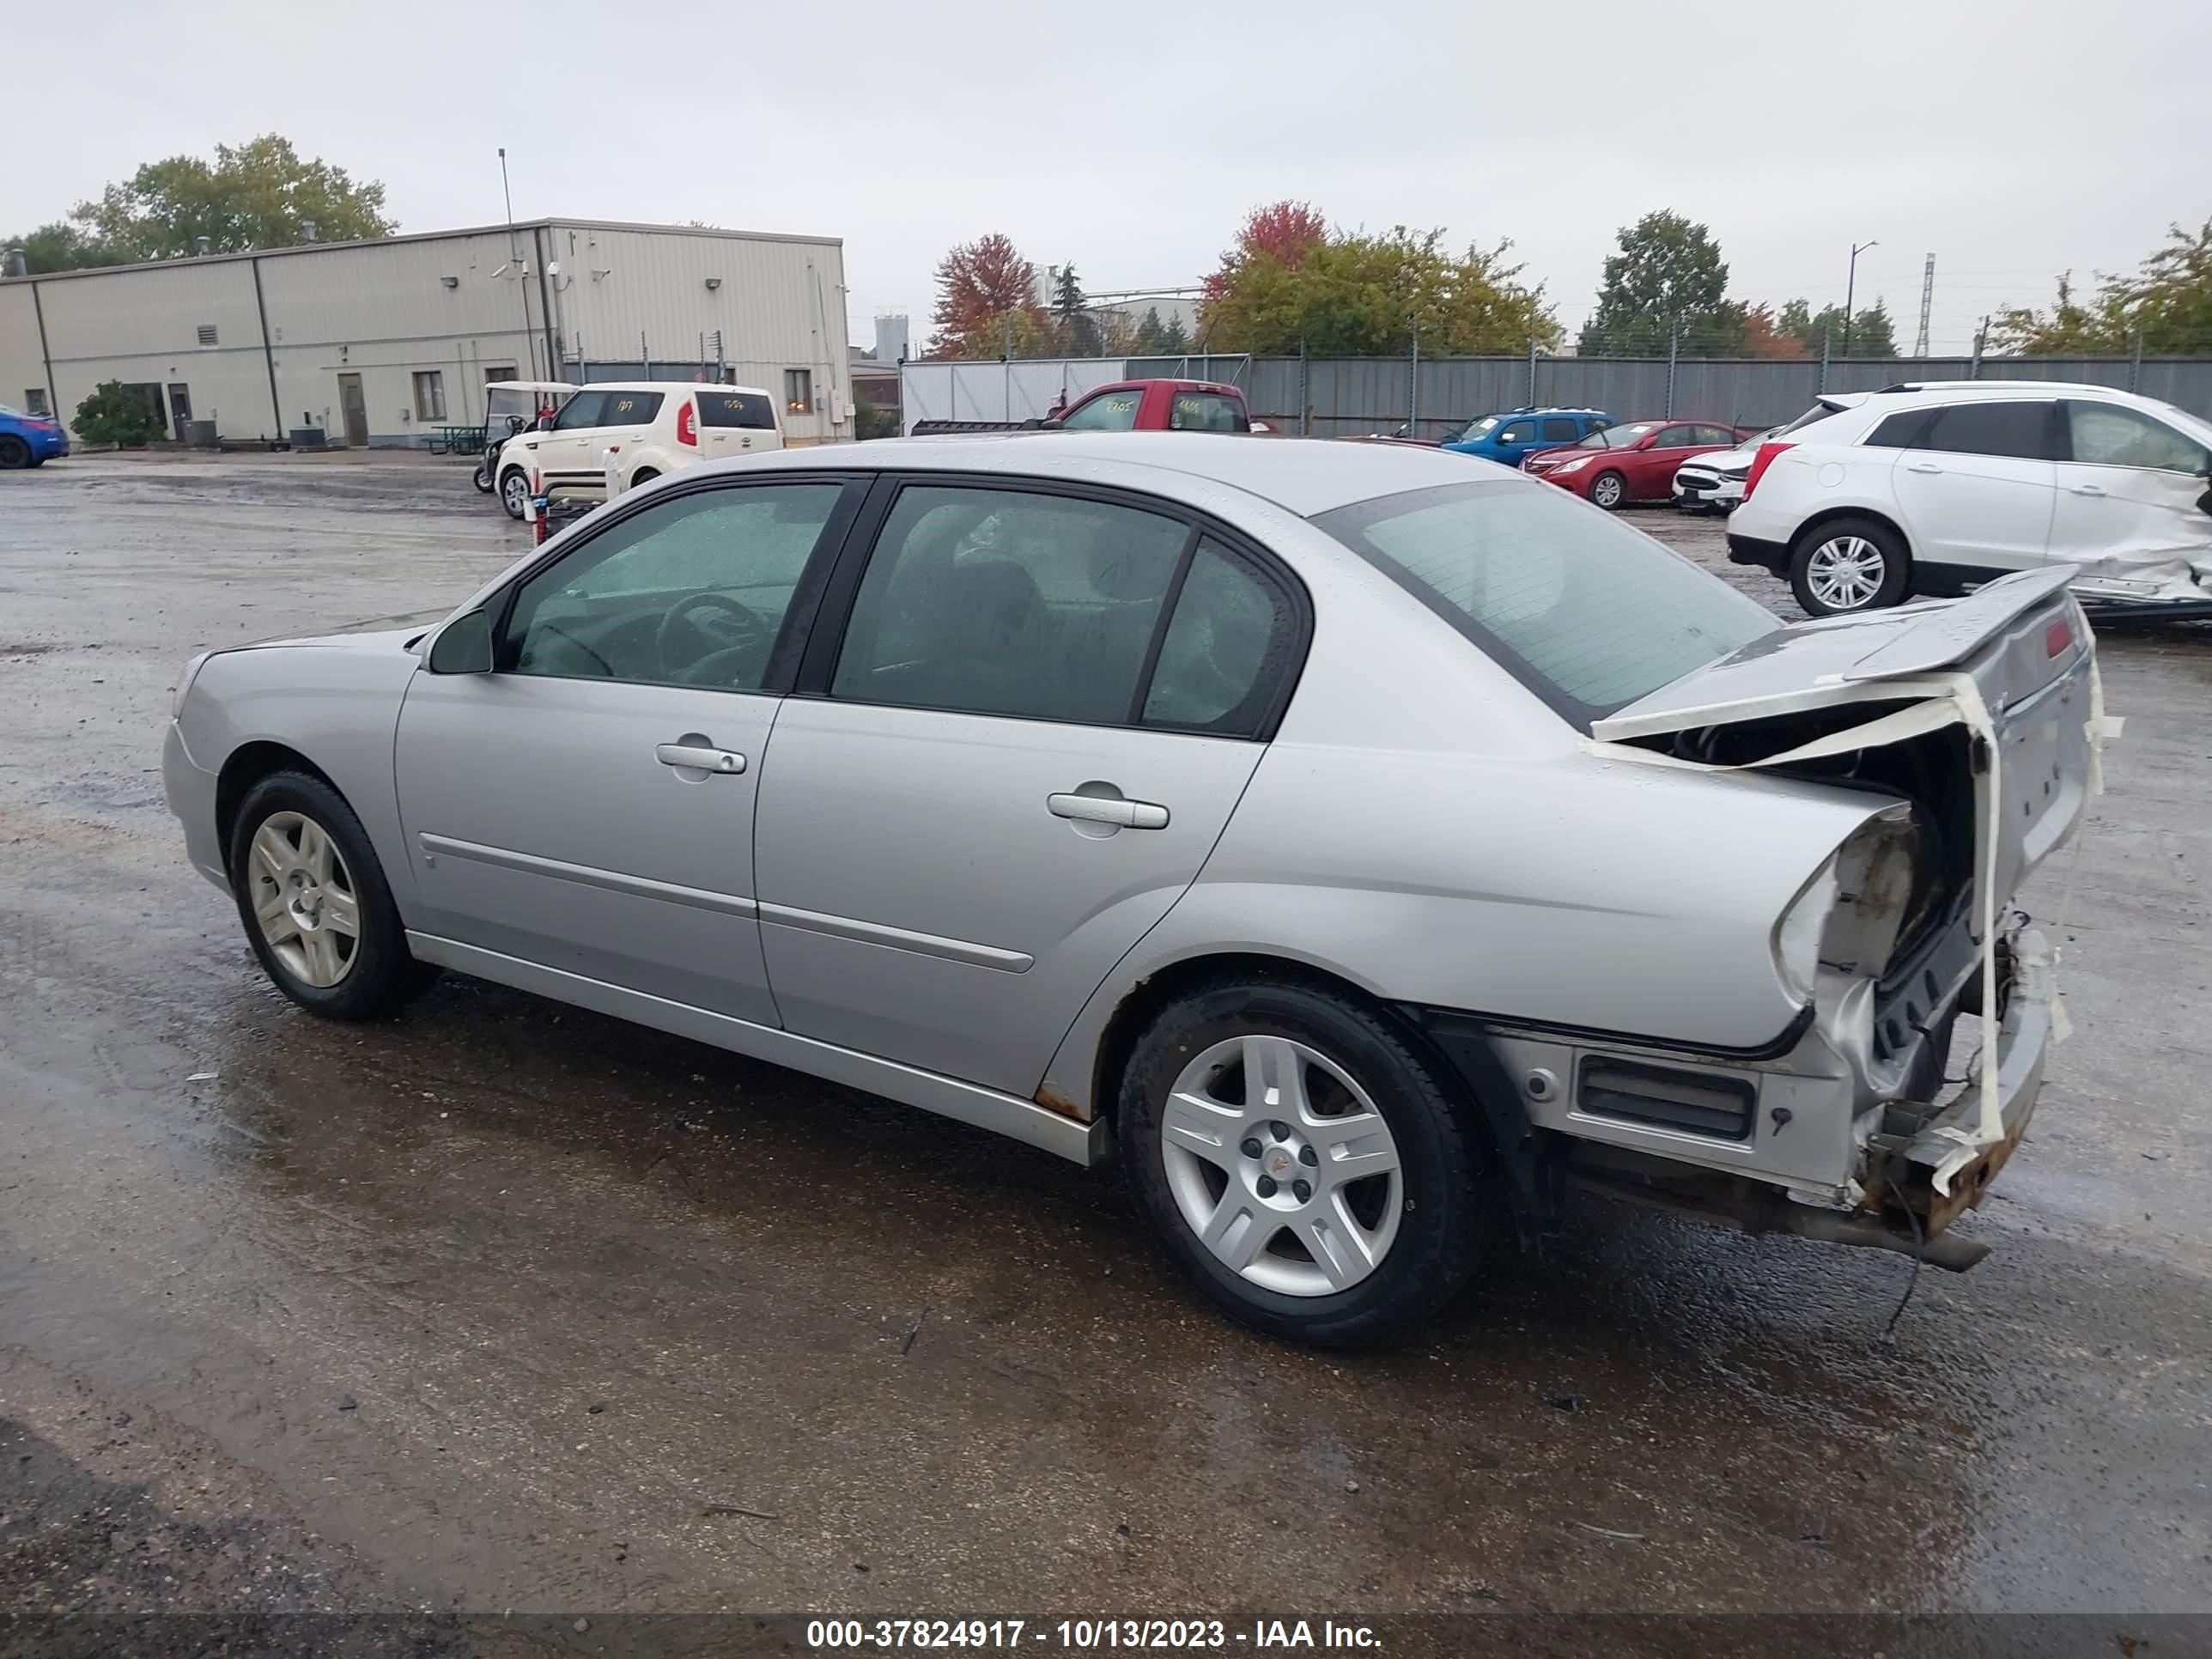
left=68, top=135, right=394, bottom=263
left=1049, top=262, right=1100, bottom=356
left=3, top=220, right=131, bottom=274
left=1578, top=210, right=1743, bottom=356
left=1990, top=219, right=2212, bottom=354
left=1773, top=296, right=1899, bottom=357
left=1131, top=307, right=1168, bottom=354
left=1201, top=224, right=1557, bottom=356
left=1155, top=312, right=1190, bottom=353
left=74, top=381, right=165, bottom=447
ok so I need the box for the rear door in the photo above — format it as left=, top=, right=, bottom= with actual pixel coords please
left=751, top=478, right=1306, bottom=1095
left=695, top=387, right=781, bottom=462
left=2048, top=399, right=2212, bottom=599
left=1888, top=399, right=2058, bottom=579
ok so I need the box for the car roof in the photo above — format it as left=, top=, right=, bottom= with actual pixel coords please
left=1864, top=380, right=2145, bottom=404
left=724, top=431, right=1528, bottom=517
left=577, top=380, right=773, bottom=397
left=1079, top=379, right=1242, bottom=396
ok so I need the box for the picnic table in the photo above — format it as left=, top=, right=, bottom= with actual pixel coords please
left=432, top=423, right=488, bottom=455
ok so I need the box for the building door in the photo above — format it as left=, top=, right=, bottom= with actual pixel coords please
left=337, top=374, right=368, bottom=447
left=167, top=384, right=193, bottom=439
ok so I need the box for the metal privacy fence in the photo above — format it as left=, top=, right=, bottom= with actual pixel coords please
left=902, top=355, right=2212, bottom=439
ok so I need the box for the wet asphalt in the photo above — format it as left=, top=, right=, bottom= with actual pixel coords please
left=1, top=453, right=2207, bottom=1644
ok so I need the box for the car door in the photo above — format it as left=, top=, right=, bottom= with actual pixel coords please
left=1887, top=399, right=2059, bottom=579
left=592, top=388, right=664, bottom=484
left=393, top=476, right=860, bottom=1024
left=2047, top=399, right=2212, bottom=596
left=1632, top=425, right=1704, bottom=499
left=752, top=478, right=1305, bottom=1096
left=1493, top=418, right=1537, bottom=463
left=524, top=388, right=608, bottom=491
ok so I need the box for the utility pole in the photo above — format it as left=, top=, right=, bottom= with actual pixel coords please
left=1664, top=316, right=1679, bottom=416
left=1970, top=316, right=1988, bottom=380
left=1408, top=325, right=1419, bottom=437
left=1819, top=325, right=1832, bottom=393
left=1843, top=239, right=1878, bottom=358
left=1914, top=254, right=1936, bottom=359
left=2130, top=324, right=2144, bottom=392
left=1527, top=334, right=1539, bottom=407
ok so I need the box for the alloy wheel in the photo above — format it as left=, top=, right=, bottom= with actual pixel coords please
left=1591, top=473, right=1624, bottom=508
left=1159, top=1035, right=1404, bottom=1296
left=1807, top=535, right=1887, bottom=611
left=246, top=811, right=361, bottom=988
left=501, top=472, right=530, bottom=516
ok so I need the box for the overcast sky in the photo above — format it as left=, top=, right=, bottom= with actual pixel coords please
left=13, top=1, right=2210, bottom=356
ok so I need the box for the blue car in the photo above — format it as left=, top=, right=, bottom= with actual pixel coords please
left=1438, top=406, right=1612, bottom=467
left=0, top=402, right=70, bottom=469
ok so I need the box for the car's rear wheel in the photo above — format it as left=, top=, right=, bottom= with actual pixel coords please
left=499, top=467, right=531, bottom=520
left=1589, top=470, right=1626, bottom=509
left=630, top=468, right=659, bottom=489
left=1790, top=517, right=1911, bottom=616
left=1119, top=977, right=1494, bottom=1348
left=0, top=435, right=31, bottom=470
left=228, top=771, right=438, bottom=1020
left=471, top=460, right=495, bottom=493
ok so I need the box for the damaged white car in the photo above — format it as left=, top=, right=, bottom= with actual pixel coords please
left=163, top=436, right=2101, bottom=1346
left=1726, top=380, right=2212, bottom=619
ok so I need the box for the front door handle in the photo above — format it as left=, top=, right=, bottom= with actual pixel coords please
left=1905, top=462, right=1943, bottom=474
left=1048, top=792, right=1169, bottom=830
left=656, top=743, right=745, bottom=775
left=2069, top=483, right=2106, bottom=496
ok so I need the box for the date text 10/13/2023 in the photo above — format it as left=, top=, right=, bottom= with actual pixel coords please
left=805, top=1620, right=1382, bottom=1650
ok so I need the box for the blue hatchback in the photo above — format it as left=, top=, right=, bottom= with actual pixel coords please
left=0, top=402, right=70, bottom=469
left=1439, top=406, right=1612, bottom=468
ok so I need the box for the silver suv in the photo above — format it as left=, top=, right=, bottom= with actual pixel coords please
left=162, top=435, right=2094, bottom=1346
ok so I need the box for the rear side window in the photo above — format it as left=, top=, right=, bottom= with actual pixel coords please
left=1539, top=417, right=1578, bottom=441
left=1142, top=539, right=1298, bottom=736
left=602, top=391, right=665, bottom=424
left=1915, top=401, right=2054, bottom=461
left=2064, top=402, right=2210, bottom=473
left=1060, top=391, right=1143, bottom=431
left=1169, top=392, right=1247, bottom=432
left=1312, top=480, right=1776, bottom=728
left=698, top=389, right=777, bottom=429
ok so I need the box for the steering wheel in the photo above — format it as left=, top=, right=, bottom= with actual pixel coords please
left=656, top=591, right=769, bottom=684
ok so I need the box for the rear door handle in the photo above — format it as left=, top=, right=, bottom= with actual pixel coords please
left=1905, top=462, right=1943, bottom=474
left=656, top=744, right=745, bottom=775
left=2069, top=483, right=2106, bottom=496
left=1048, top=793, right=1169, bottom=830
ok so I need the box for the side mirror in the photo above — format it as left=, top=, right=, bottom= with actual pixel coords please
left=535, top=413, right=555, bottom=431
left=426, top=609, right=494, bottom=675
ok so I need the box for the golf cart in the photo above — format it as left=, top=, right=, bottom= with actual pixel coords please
left=471, top=380, right=576, bottom=495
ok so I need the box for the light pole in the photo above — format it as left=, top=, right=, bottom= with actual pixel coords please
left=1843, top=239, right=1878, bottom=358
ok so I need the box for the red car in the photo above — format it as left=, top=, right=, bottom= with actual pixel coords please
left=1521, top=419, right=1753, bottom=509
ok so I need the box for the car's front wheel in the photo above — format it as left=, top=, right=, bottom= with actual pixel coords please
left=1589, top=470, right=1627, bottom=509
left=228, top=771, right=438, bottom=1020
left=499, top=467, right=531, bottom=520
left=1119, top=978, right=1494, bottom=1348
left=1790, top=517, right=1911, bottom=616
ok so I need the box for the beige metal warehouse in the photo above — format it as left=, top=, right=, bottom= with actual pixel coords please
left=0, top=218, right=853, bottom=447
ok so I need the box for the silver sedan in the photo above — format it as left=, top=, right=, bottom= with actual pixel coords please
left=163, top=434, right=2095, bottom=1346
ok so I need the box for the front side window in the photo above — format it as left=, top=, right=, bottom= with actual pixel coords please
left=1312, top=479, right=1776, bottom=728
left=1652, top=425, right=1700, bottom=449
left=832, top=485, right=1190, bottom=725
left=413, top=371, right=447, bottom=422
left=1060, top=390, right=1144, bottom=431
left=784, top=369, right=813, bottom=414
left=1498, top=422, right=1535, bottom=445
left=1915, top=400, right=2054, bottom=462
left=2065, top=401, right=2210, bottom=473
left=501, top=483, right=846, bottom=690
left=551, top=391, right=610, bottom=431
left=1169, top=392, right=1246, bottom=432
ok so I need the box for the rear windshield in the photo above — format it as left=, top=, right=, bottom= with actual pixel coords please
left=1310, top=480, right=1777, bottom=728
left=1168, top=391, right=1247, bottom=431
left=698, top=389, right=778, bottom=429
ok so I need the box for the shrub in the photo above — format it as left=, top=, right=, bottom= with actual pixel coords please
left=74, top=380, right=165, bottom=447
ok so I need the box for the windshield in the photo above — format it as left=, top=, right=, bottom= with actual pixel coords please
left=1454, top=416, right=1503, bottom=442
left=1773, top=402, right=1847, bottom=438
left=1310, top=479, right=1777, bottom=728
left=1579, top=422, right=1656, bottom=450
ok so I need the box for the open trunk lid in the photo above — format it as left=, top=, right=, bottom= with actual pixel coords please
left=1594, top=568, right=2097, bottom=902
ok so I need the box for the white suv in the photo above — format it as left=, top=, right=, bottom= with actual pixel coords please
left=1727, top=381, right=2212, bottom=617
left=495, top=383, right=782, bottom=519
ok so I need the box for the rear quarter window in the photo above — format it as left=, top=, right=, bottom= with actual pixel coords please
left=1311, top=480, right=1777, bottom=729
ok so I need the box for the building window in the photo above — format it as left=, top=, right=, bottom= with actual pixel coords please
left=196, top=324, right=219, bottom=347
left=413, top=371, right=447, bottom=422
left=481, top=365, right=517, bottom=385
left=25, top=389, right=51, bottom=418
left=784, top=368, right=813, bottom=415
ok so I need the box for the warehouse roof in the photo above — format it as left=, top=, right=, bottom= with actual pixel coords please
left=0, top=217, right=842, bottom=286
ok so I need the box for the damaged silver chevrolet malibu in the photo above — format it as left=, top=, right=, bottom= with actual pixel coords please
left=161, top=434, right=2100, bottom=1346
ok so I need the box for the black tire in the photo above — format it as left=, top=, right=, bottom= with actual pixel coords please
left=629, top=468, right=659, bottom=489
left=1789, top=516, right=1911, bottom=617
left=1119, top=977, right=1495, bottom=1349
left=0, top=435, right=30, bottom=470
left=1589, top=470, right=1627, bottom=510
left=499, top=467, right=531, bottom=520
left=472, top=460, right=495, bottom=493
left=227, top=770, right=438, bottom=1020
